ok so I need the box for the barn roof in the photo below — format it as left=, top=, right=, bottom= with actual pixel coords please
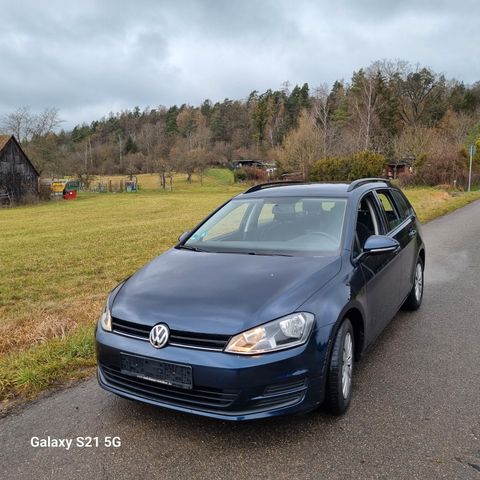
left=0, top=134, right=40, bottom=176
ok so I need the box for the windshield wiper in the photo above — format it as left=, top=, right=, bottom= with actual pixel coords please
left=178, top=245, right=293, bottom=256
left=177, top=245, right=206, bottom=252
left=210, top=250, right=293, bottom=257
left=249, top=252, right=293, bottom=257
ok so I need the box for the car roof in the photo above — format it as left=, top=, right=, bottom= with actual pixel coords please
left=237, top=179, right=392, bottom=199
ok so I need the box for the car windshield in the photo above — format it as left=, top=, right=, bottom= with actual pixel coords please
left=183, top=196, right=347, bottom=256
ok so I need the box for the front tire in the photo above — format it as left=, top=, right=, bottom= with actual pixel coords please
left=325, top=319, right=354, bottom=415
left=402, top=257, right=424, bottom=311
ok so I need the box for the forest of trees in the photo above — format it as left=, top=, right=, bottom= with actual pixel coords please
left=2, top=60, right=480, bottom=186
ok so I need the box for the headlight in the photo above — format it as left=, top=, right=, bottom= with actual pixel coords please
left=225, top=312, right=314, bottom=355
left=99, top=300, right=112, bottom=332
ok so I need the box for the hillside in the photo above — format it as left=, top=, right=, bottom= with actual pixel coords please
left=2, top=60, right=479, bottom=187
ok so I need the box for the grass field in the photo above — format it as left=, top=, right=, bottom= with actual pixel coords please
left=1, top=172, right=479, bottom=408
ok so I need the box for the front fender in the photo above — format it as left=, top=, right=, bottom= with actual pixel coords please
left=299, top=257, right=368, bottom=390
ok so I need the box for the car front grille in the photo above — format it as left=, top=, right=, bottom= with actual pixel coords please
left=111, top=317, right=231, bottom=351
left=100, top=364, right=239, bottom=409
left=111, top=318, right=150, bottom=338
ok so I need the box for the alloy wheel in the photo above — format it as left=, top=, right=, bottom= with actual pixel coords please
left=414, top=263, right=423, bottom=302
left=342, top=332, right=353, bottom=399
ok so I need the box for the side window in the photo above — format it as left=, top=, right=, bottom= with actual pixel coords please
left=391, top=190, right=412, bottom=221
left=353, top=194, right=380, bottom=257
left=376, top=190, right=401, bottom=231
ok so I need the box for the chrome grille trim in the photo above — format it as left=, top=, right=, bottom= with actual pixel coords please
left=111, top=317, right=230, bottom=351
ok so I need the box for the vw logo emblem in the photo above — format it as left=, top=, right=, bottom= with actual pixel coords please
left=149, top=323, right=170, bottom=349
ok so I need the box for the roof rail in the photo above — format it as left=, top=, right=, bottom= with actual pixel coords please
left=243, top=181, right=307, bottom=194
left=347, top=177, right=390, bottom=192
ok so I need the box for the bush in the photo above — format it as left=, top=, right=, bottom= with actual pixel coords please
left=310, top=151, right=386, bottom=182
left=244, top=167, right=268, bottom=182
left=349, top=151, right=386, bottom=179
left=397, top=171, right=416, bottom=187
left=233, top=169, right=247, bottom=182
left=399, top=150, right=473, bottom=187
left=310, top=156, right=349, bottom=181
left=415, top=150, right=468, bottom=186
left=234, top=167, right=268, bottom=183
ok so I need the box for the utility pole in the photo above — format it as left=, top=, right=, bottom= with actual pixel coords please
left=468, top=144, right=475, bottom=192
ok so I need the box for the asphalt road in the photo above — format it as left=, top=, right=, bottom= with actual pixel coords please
left=1, top=201, right=480, bottom=480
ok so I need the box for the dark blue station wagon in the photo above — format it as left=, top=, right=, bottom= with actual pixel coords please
left=96, top=178, right=425, bottom=420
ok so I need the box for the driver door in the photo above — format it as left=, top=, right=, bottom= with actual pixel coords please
left=354, top=193, right=402, bottom=342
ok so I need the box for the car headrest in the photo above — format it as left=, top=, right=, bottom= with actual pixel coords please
left=357, top=210, right=370, bottom=219
left=302, top=199, right=323, bottom=215
left=272, top=203, right=296, bottom=221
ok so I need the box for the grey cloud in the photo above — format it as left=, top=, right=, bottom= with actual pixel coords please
left=0, top=0, right=479, bottom=129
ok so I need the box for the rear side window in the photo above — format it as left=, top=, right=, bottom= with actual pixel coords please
left=376, top=190, right=401, bottom=231
left=391, top=190, right=412, bottom=221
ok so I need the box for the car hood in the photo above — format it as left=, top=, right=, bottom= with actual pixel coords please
left=112, top=248, right=341, bottom=335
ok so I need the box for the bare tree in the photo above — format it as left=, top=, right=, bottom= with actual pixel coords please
left=312, top=84, right=332, bottom=157
left=438, top=108, right=476, bottom=146
left=349, top=69, right=384, bottom=150
left=377, top=61, right=445, bottom=127
left=278, top=110, right=322, bottom=179
left=31, top=107, right=62, bottom=137
left=0, top=106, right=33, bottom=142
left=169, top=110, right=212, bottom=183
left=0, top=106, right=62, bottom=142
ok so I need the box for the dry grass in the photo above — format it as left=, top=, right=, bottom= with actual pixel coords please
left=0, top=298, right=101, bottom=354
left=403, top=187, right=480, bottom=223
left=91, top=170, right=234, bottom=191
left=0, top=176, right=479, bottom=405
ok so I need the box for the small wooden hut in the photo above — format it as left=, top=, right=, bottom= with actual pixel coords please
left=0, top=135, right=39, bottom=202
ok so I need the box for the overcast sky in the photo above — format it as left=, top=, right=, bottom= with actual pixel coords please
left=1, top=0, right=479, bottom=129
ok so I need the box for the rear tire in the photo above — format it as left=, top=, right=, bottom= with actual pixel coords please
left=325, top=319, right=354, bottom=415
left=402, top=257, right=424, bottom=311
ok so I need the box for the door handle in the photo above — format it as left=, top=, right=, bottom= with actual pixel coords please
left=408, top=229, right=417, bottom=238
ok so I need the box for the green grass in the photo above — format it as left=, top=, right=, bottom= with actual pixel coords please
left=0, top=325, right=95, bottom=402
left=204, top=168, right=234, bottom=185
left=403, top=187, right=480, bottom=223
left=0, top=188, right=240, bottom=326
left=1, top=176, right=479, bottom=408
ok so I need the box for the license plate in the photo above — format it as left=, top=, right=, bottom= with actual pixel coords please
left=120, top=353, right=192, bottom=390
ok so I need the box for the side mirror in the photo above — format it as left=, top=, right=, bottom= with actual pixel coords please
left=357, top=235, right=399, bottom=261
left=178, top=231, right=190, bottom=243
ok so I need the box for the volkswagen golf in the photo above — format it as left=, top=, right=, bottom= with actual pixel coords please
left=96, top=178, right=425, bottom=420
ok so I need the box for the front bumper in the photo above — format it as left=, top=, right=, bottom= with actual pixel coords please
left=96, top=325, right=331, bottom=421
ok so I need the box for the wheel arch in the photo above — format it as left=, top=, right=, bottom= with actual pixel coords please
left=323, top=303, right=366, bottom=370
left=342, top=307, right=365, bottom=360
left=418, top=247, right=425, bottom=268
left=319, top=305, right=366, bottom=407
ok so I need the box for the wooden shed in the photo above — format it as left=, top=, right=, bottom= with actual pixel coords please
left=386, top=155, right=415, bottom=179
left=0, top=135, right=39, bottom=202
